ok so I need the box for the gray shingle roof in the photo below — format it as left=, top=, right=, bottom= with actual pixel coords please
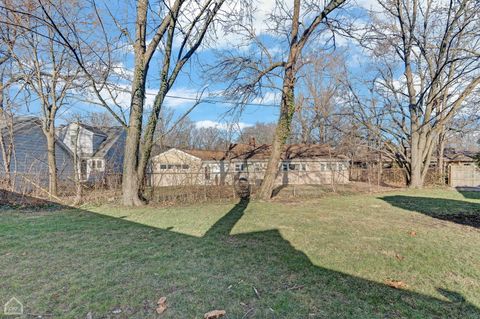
left=91, top=126, right=125, bottom=157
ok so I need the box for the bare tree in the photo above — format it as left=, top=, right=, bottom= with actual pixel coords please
left=66, top=111, right=118, bottom=128
left=27, top=0, right=246, bottom=205
left=214, top=0, right=347, bottom=199
left=0, top=8, right=15, bottom=189
left=238, top=122, right=276, bottom=145
left=1, top=0, right=84, bottom=196
left=154, top=108, right=195, bottom=149
left=290, top=51, right=349, bottom=144
left=354, top=0, right=480, bottom=187
left=191, top=126, right=230, bottom=150
left=0, top=74, right=15, bottom=190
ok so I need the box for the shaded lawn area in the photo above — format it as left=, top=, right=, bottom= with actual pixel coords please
left=0, top=189, right=479, bottom=318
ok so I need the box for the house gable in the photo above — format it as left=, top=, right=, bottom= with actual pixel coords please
left=62, top=123, right=97, bottom=156
left=152, top=148, right=203, bottom=164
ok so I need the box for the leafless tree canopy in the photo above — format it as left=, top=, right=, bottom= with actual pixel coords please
left=350, top=0, right=480, bottom=187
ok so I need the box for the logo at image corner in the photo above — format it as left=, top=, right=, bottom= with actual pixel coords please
left=4, top=297, right=23, bottom=315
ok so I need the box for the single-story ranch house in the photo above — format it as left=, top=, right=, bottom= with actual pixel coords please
left=149, top=141, right=350, bottom=187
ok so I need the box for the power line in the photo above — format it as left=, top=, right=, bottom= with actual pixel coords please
left=163, top=94, right=281, bottom=107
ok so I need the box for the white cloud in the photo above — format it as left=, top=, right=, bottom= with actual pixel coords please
left=195, top=120, right=252, bottom=130
left=252, top=91, right=280, bottom=105
left=163, top=87, right=203, bottom=108
left=78, top=81, right=209, bottom=111
left=355, top=0, right=383, bottom=11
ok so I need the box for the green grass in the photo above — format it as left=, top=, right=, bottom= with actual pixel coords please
left=1, top=188, right=479, bottom=318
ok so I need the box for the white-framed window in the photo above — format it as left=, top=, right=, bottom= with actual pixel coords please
left=326, top=163, right=336, bottom=171
left=159, top=163, right=190, bottom=170
left=89, top=159, right=104, bottom=171
left=282, top=162, right=305, bottom=171
left=235, top=163, right=245, bottom=172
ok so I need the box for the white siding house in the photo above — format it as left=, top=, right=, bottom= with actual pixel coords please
left=150, top=143, right=350, bottom=187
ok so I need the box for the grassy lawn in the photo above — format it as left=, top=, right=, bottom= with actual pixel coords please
left=1, top=188, right=479, bottom=318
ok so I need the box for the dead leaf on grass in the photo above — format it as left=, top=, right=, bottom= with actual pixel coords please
left=385, top=279, right=408, bottom=289
left=395, top=253, right=405, bottom=261
left=204, top=309, right=226, bottom=319
left=156, top=297, right=167, bottom=314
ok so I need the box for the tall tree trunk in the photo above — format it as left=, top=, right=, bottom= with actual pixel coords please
left=122, top=88, right=147, bottom=206
left=45, top=129, right=57, bottom=197
left=122, top=0, right=148, bottom=206
left=258, top=68, right=296, bottom=199
left=257, top=0, right=303, bottom=200
left=137, top=90, right=167, bottom=189
left=437, top=130, right=446, bottom=182
left=72, top=124, right=82, bottom=205
left=409, top=132, right=423, bottom=188
left=0, top=77, right=12, bottom=189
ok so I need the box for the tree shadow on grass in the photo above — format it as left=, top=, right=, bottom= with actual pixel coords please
left=1, top=191, right=479, bottom=318
left=381, top=195, right=480, bottom=229
left=455, top=187, right=480, bottom=200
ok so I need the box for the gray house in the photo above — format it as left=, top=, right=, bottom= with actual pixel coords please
left=0, top=117, right=126, bottom=193
left=58, top=122, right=126, bottom=183
left=0, top=117, right=75, bottom=191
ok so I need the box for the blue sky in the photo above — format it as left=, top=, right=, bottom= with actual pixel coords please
left=17, top=0, right=376, bottom=130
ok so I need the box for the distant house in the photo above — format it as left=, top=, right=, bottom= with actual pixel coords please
left=350, top=145, right=480, bottom=186
left=58, top=122, right=126, bottom=182
left=0, top=117, right=75, bottom=191
left=149, top=140, right=350, bottom=187
left=445, top=150, right=479, bottom=187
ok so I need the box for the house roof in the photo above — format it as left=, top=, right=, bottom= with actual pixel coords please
left=349, top=144, right=479, bottom=164
left=444, top=149, right=476, bottom=162
left=178, top=143, right=347, bottom=161
left=2, top=116, right=74, bottom=156
left=77, top=122, right=108, bottom=137
left=90, top=126, right=125, bottom=158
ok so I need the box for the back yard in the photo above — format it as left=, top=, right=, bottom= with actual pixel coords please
left=1, top=188, right=479, bottom=318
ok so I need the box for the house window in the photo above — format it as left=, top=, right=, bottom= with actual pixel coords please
left=89, top=159, right=103, bottom=171
left=80, top=160, right=87, bottom=179
left=205, top=166, right=211, bottom=180
left=235, top=163, right=245, bottom=172
left=282, top=162, right=305, bottom=171
left=326, top=163, right=335, bottom=171
left=159, top=163, right=189, bottom=170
